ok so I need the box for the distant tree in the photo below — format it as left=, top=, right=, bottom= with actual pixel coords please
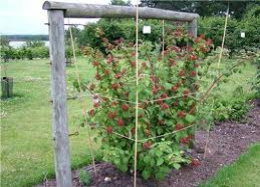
left=24, top=40, right=45, bottom=48
left=140, top=0, right=260, bottom=19
left=110, top=0, right=131, bottom=6
left=65, top=26, right=81, bottom=46
left=2, top=35, right=48, bottom=41
left=0, top=36, right=10, bottom=47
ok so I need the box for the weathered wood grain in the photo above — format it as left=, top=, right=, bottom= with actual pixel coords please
left=43, top=1, right=199, bottom=21
left=48, top=10, right=73, bottom=187
left=188, top=18, right=198, bottom=38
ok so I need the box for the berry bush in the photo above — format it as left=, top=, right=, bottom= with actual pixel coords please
left=81, top=29, right=213, bottom=180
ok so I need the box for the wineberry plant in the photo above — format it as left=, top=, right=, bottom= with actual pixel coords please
left=80, top=29, right=213, bottom=180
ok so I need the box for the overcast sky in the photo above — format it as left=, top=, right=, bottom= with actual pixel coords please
left=0, top=0, right=139, bottom=35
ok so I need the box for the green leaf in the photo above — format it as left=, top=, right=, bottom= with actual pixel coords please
left=157, top=158, right=164, bottom=166
left=142, top=168, right=151, bottom=180
left=185, top=114, right=196, bottom=123
left=118, top=164, right=128, bottom=172
left=173, top=163, right=181, bottom=170
left=144, top=155, right=151, bottom=164
left=156, top=150, right=163, bottom=157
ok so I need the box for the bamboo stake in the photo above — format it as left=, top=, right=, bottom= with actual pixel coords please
left=68, top=22, right=97, bottom=175
left=134, top=2, right=139, bottom=187
left=217, top=2, right=229, bottom=76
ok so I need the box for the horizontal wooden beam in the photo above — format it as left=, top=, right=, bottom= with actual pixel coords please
left=42, top=1, right=199, bottom=22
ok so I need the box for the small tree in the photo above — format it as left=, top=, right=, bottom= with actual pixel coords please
left=79, top=29, right=213, bottom=180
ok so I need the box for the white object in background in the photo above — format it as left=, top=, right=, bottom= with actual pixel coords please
left=241, top=32, right=245, bottom=38
left=143, top=26, right=151, bottom=34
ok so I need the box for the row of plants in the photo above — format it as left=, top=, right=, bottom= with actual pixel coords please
left=0, top=46, right=82, bottom=61
left=251, top=52, right=260, bottom=99
left=71, top=26, right=251, bottom=180
left=67, top=6, right=259, bottom=57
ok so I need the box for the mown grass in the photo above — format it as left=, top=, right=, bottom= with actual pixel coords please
left=200, top=143, right=260, bottom=187
left=1, top=58, right=97, bottom=187
left=0, top=57, right=258, bottom=186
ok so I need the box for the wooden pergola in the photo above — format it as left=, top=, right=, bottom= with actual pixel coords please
left=42, top=1, right=199, bottom=186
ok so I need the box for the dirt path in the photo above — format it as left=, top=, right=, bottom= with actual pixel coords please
left=36, top=100, right=260, bottom=187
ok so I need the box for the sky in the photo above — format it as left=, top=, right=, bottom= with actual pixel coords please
left=0, top=0, right=139, bottom=35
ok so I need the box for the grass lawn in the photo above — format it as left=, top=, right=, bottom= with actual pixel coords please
left=1, top=58, right=97, bottom=187
left=200, top=143, right=260, bottom=187
left=0, top=56, right=258, bottom=186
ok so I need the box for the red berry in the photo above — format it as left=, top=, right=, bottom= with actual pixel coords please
left=200, top=34, right=205, bottom=39
left=108, top=112, right=117, bottom=119
left=206, top=39, right=213, bottom=46
left=106, top=126, right=113, bottom=134
left=131, top=61, right=136, bottom=67
left=114, top=39, right=120, bottom=45
left=104, top=69, right=110, bottom=76
left=169, top=58, right=176, bottom=66
left=142, top=62, right=147, bottom=68
left=187, top=46, right=194, bottom=52
left=102, top=37, right=109, bottom=44
left=150, top=75, right=159, bottom=83
left=114, top=73, right=122, bottom=79
left=180, top=137, right=189, bottom=144
left=107, top=57, right=113, bottom=64
left=131, top=127, right=135, bottom=135
left=129, top=42, right=134, bottom=47
left=88, top=109, right=95, bottom=116
left=124, top=92, right=129, bottom=97
left=122, top=68, right=127, bottom=75
left=95, top=73, right=101, bottom=80
left=107, top=44, right=114, bottom=50
left=93, top=103, right=100, bottom=108
left=143, top=142, right=151, bottom=149
left=188, top=134, right=194, bottom=140
left=117, top=119, right=124, bottom=126
left=200, top=46, right=209, bottom=53
left=138, top=113, right=145, bottom=118
left=174, top=31, right=182, bottom=37
left=172, top=101, right=179, bottom=106
left=92, top=61, right=100, bottom=67
left=152, top=86, right=159, bottom=94
left=183, top=89, right=190, bottom=98
left=195, top=37, right=202, bottom=43
left=163, top=50, right=169, bottom=55
left=171, top=85, right=179, bottom=92
left=160, top=93, right=168, bottom=98
left=193, top=63, right=199, bottom=68
left=191, top=158, right=200, bottom=167
left=190, top=71, right=197, bottom=77
left=179, top=70, right=185, bottom=77
left=111, top=101, right=117, bottom=106
left=176, top=124, right=184, bottom=130
left=188, top=55, right=198, bottom=61
left=89, top=84, right=95, bottom=91
left=161, top=103, right=169, bottom=109
left=138, top=103, right=144, bottom=109
left=177, top=110, right=186, bottom=118
left=121, top=104, right=129, bottom=111
left=189, top=105, right=196, bottom=114
left=156, top=99, right=163, bottom=105
left=112, top=83, right=120, bottom=90
left=119, top=37, right=124, bottom=43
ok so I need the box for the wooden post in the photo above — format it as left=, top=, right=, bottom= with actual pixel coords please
left=48, top=10, right=73, bottom=187
left=188, top=18, right=197, bottom=38
left=1, top=77, right=13, bottom=98
left=43, top=1, right=199, bottom=21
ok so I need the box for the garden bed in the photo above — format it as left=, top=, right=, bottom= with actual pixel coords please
left=36, top=100, right=260, bottom=187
